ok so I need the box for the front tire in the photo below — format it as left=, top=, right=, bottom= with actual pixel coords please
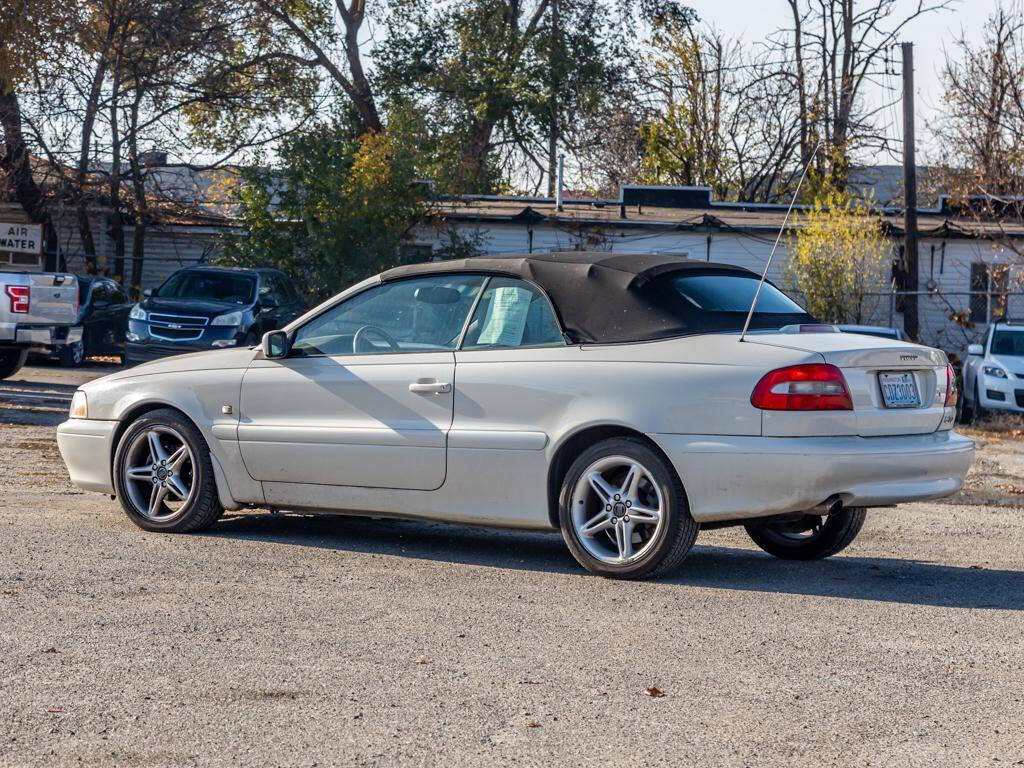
left=559, top=437, right=698, bottom=579
left=971, top=381, right=986, bottom=422
left=744, top=508, right=867, bottom=560
left=0, top=348, right=28, bottom=380
left=113, top=408, right=223, bottom=532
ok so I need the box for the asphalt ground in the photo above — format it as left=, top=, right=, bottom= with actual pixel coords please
left=1, top=363, right=1022, bottom=767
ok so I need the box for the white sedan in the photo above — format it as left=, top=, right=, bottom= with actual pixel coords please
left=57, top=253, right=974, bottom=579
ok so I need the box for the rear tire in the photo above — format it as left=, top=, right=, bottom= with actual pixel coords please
left=745, top=508, right=867, bottom=560
left=58, top=340, right=85, bottom=367
left=559, top=437, right=698, bottom=579
left=112, top=408, right=223, bottom=533
left=0, top=348, right=28, bottom=380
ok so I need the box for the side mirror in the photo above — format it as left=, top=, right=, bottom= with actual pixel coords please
left=142, top=288, right=152, bottom=298
left=262, top=330, right=291, bottom=358
left=967, top=344, right=984, bottom=356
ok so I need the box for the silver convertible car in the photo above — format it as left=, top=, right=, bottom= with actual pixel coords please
left=57, top=253, right=974, bottom=579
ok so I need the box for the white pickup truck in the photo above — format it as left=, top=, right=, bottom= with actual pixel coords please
left=0, top=272, right=81, bottom=379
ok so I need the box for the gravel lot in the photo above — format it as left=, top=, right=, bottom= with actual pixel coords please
left=1, top=364, right=1022, bottom=767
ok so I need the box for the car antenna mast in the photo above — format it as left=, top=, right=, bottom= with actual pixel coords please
left=738, top=139, right=823, bottom=343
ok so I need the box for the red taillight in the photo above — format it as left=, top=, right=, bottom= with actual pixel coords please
left=944, top=363, right=958, bottom=407
left=5, top=285, right=29, bottom=314
left=751, top=363, right=853, bottom=411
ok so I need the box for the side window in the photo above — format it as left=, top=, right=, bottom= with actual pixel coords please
left=291, top=274, right=486, bottom=357
left=276, top=273, right=302, bottom=304
left=90, top=281, right=113, bottom=306
left=461, top=277, right=564, bottom=350
left=258, top=274, right=283, bottom=306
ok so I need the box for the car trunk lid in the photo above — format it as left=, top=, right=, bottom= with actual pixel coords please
left=746, top=332, right=949, bottom=436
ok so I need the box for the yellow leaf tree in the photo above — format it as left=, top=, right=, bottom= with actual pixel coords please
left=784, top=192, right=892, bottom=325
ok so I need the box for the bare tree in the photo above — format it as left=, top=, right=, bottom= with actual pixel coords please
left=931, top=2, right=1024, bottom=259
left=254, top=0, right=381, bottom=133
left=776, top=0, right=956, bottom=190
left=636, top=23, right=802, bottom=202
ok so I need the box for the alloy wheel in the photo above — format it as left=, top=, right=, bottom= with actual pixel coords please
left=121, top=426, right=196, bottom=522
left=570, top=455, right=666, bottom=565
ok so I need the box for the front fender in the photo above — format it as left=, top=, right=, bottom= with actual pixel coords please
left=82, top=364, right=264, bottom=508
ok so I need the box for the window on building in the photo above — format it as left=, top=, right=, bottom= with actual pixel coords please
left=970, top=263, right=1010, bottom=323
left=970, top=263, right=989, bottom=323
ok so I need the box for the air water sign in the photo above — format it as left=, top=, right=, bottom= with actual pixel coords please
left=0, top=222, right=43, bottom=254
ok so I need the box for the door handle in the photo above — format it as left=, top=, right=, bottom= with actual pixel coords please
left=409, top=380, right=451, bottom=394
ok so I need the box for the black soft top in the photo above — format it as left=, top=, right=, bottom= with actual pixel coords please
left=381, top=252, right=799, bottom=344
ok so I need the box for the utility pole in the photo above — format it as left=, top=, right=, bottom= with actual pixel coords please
left=546, top=0, right=559, bottom=198
left=901, top=41, right=919, bottom=341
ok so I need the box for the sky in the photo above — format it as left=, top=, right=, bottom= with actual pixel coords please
left=684, top=0, right=1000, bottom=165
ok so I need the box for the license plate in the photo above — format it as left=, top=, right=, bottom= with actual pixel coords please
left=879, top=372, right=920, bottom=408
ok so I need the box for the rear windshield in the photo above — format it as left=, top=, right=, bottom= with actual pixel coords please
left=634, top=271, right=814, bottom=336
left=156, top=271, right=256, bottom=304
left=991, top=329, right=1024, bottom=357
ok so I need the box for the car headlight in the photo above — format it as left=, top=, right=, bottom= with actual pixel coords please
left=211, top=311, right=243, bottom=326
left=129, top=305, right=147, bottom=321
left=983, top=365, right=1008, bottom=378
left=69, top=390, right=88, bottom=419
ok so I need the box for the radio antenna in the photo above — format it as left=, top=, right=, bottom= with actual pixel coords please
left=738, top=139, right=823, bottom=342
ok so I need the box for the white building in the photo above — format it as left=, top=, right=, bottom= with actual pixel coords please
left=407, top=186, right=1024, bottom=358
left=10, top=183, right=1022, bottom=359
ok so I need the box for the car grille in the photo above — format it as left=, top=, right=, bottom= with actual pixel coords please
left=148, top=313, right=208, bottom=342
left=1016, top=390, right=1024, bottom=408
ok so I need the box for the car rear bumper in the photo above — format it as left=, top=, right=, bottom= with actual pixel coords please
left=56, top=418, right=118, bottom=494
left=651, top=430, right=975, bottom=523
left=0, top=323, right=82, bottom=347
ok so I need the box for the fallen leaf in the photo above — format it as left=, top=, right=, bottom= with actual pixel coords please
left=46, top=707, right=63, bottom=713
left=526, top=721, right=542, bottom=728
left=644, top=686, right=665, bottom=698
left=414, top=658, right=432, bottom=665
left=43, top=647, right=58, bottom=654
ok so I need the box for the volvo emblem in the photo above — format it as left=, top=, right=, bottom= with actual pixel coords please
left=900, top=354, right=918, bottom=361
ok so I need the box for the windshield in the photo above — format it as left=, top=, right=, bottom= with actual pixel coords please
left=156, top=271, right=256, bottom=305
left=991, top=329, right=1024, bottom=357
left=632, top=271, right=814, bottom=337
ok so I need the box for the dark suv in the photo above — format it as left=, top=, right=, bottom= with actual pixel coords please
left=125, top=266, right=306, bottom=365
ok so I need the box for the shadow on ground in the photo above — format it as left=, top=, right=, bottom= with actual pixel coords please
left=210, top=512, right=1024, bottom=611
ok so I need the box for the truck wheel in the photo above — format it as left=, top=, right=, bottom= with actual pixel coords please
left=745, top=508, right=867, bottom=560
left=0, top=348, right=28, bottom=380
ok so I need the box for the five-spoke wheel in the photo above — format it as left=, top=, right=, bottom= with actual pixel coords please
left=559, top=437, right=698, bottom=579
left=121, top=426, right=196, bottom=522
left=570, top=455, right=665, bottom=565
left=113, top=408, right=223, bottom=532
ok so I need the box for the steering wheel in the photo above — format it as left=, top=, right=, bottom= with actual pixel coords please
left=353, top=325, right=401, bottom=354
